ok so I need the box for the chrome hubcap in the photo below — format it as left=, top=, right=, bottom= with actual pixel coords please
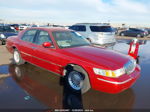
left=68, top=71, right=83, bottom=90
left=14, top=51, right=20, bottom=63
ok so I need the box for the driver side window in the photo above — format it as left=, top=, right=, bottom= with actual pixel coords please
left=35, top=30, right=52, bottom=45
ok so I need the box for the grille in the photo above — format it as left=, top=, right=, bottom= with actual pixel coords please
left=124, top=60, right=136, bottom=74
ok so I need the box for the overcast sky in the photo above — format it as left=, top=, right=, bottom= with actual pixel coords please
left=0, top=0, right=150, bottom=25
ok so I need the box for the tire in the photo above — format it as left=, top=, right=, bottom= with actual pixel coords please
left=65, top=67, right=91, bottom=94
left=120, top=33, right=125, bottom=36
left=13, top=49, right=25, bottom=65
left=2, top=41, right=5, bottom=45
left=137, top=34, right=141, bottom=38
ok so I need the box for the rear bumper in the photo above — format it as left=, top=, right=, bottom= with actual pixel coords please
left=90, top=65, right=140, bottom=94
left=93, top=38, right=116, bottom=45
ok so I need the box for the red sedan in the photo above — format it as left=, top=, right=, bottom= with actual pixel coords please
left=6, top=27, right=141, bottom=94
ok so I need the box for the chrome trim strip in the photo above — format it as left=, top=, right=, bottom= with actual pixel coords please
left=97, top=78, right=133, bottom=85
left=21, top=52, right=32, bottom=57
left=28, top=62, right=61, bottom=76
left=20, top=51, right=62, bottom=67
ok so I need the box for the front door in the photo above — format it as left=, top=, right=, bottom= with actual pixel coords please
left=31, top=30, right=62, bottom=74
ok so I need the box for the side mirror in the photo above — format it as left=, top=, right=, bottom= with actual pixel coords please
left=42, top=42, right=52, bottom=48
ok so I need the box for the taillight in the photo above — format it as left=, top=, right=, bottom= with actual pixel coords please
left=15, top=27, right=19, bottom=31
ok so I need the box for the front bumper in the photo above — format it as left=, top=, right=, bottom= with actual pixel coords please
left=90, top=65, right=140, bottom=94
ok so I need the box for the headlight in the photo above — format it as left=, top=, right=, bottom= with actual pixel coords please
left=124, top=58, right=136, bottom=74
left=93, top=67, right=125, bottom=78
left=0, top=34, right=6, bottom=39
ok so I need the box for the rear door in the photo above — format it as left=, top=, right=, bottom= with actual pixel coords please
left=18, top=29, right=38, bottom=63
left=126, top=29, right=133, bottom=36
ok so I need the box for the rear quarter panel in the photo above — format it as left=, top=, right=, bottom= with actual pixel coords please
left=6, top=36, right=18, bottom=53
left=6, top=30, right=25, bottom=53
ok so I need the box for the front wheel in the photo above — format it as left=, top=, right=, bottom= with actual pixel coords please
left=65, top=69, right=91, bottom=94
left=13, top=49, right=25, bottom=65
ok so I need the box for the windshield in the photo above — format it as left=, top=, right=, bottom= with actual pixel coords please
left=52, top=31, right=90, bottom=48
left=90, top=26, right=113, bottom=32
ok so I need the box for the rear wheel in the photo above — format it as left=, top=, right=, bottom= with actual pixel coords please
left=2, top=41, right=5, bottom=45
left=13, top=49, right=25, bottom=65
left=137, top=34, right=141, bottom=38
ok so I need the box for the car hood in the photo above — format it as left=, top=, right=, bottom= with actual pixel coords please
left=62, top=45, right=131, bottom=70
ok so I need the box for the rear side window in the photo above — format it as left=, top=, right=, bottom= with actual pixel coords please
left=21, top=30, right=37, bottom=42
left=129, top=28, right=140, bottom=32
left=35, top=30, right=52, bottom=45
left=90, top=26, right=113, bottom=32
left=69, top=25, right=86, bottom=32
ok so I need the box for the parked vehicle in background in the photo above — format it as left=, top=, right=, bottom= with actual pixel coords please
left=31, top=24, right=39, bottom=27
left=10, top=24, right=20, bottom=31
left=140, top=28, right=149, bottom=36
left=19, top=24, right=30, bottom=30
left=120, top=28, right=146, bottom=38
left=145, top=28, right=150, bottom=34
left=112, top=27, right=118, bottom=35
left=69, top=23, right=116, bottom=45
left=6, top=27, right=140, bottom=94
left=0, top=26, right=18, bottom=45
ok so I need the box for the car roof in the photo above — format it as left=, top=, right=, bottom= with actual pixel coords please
left=26, top=27, right=71, bottom=32
left=74, top=23, right=110, bottom=26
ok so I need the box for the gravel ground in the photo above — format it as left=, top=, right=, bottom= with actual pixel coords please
left=0, top=45, right=12, bottom=65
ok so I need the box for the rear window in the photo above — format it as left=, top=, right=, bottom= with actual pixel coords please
left=69, top=25, right=86, bottom=32
left=90, top=26, right=113, bottom=32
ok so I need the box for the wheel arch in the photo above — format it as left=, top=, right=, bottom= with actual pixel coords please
left=63, top=63, right=87, bottom=76
left=12, top=46, right=16, bottom=49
